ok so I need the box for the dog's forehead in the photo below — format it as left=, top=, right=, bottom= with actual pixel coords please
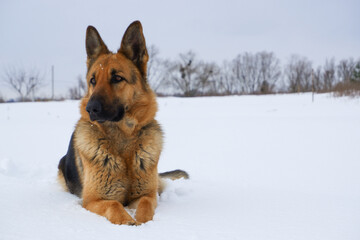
left=90, top=54, right=134, bottom=76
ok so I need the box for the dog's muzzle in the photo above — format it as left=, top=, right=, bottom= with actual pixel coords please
left=86, top=97, right=125, bottom=123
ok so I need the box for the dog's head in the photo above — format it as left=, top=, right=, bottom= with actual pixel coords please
left=80, top=21, right=157, bottom=128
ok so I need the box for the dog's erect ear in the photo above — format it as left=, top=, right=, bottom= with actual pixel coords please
left=118, top=21, right=149, bottom=78
left=86, top=26, right=110, bottom=68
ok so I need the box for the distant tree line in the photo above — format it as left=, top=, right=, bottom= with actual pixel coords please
left=2, top=46, right=359, bottom=101
left=146, top=45, right=360, bottom=97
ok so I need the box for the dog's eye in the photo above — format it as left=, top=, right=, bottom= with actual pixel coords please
left=90, top=77, right=96, bottom=86
left=111, top=75, right=125, bottom=84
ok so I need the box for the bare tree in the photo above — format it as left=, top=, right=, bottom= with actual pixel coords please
left=238, top=52, right=261, bottom=93
left=147, top=45, right=160, bottom=77
left=168, top=51, right=195, bottom=96
left=337, top=58, right=356, bottom=83
left=197, top=62, right=220, bottom=95
left=3, top=66, right=44, bottom=101
left=167, top=51, right=220, bottom=96
left=312, top=66, right=323, bottom=92
left=353, top=61, right=360, bottom=82
left=218, top=60, right=239, bottom=95
left=147, top=45, right=171, bottom=94
left=170, top=51, right=198, bottom=96
left=228, top=55, right=244, bottom=93
left=285, top=55, right=313, bottom=93
left=322, top=58, right=336, bottom=91
left=258, top=51, right=281, bottom=93
left=227, top=53, right=258, bottom=94
left=226, top=52, right=281, bottom=94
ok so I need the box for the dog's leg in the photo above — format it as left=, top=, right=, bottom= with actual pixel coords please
left=134, top=192, right=157, bottom=223
left=83, top=199, right=137, bottom=225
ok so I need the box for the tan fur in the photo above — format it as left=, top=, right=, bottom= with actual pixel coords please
left=157, top=170, right=189, bottom=194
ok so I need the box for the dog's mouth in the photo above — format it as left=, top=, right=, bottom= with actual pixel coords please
left=96, top=119, right=106, bottom=124
left=109, top=106, right=125, bottom=122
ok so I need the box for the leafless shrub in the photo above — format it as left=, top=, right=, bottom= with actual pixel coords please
left=333, top=81, right=360, bottom=97
left=68, top=75, right=86, bottom=99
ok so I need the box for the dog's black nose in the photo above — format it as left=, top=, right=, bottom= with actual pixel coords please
left=86, top=99, right=102, bottom=120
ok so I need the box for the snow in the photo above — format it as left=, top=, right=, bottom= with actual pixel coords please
left=1, top=93, right=360, bottom=240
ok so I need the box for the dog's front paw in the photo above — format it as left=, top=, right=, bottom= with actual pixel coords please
left=110, top=215, right=137, bottom=226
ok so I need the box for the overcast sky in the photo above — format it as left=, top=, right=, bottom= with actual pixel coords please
left=0, top=0, right=359, bottom=99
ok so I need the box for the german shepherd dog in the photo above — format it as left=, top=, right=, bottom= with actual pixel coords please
left=58, top=21, right=188, bottom=225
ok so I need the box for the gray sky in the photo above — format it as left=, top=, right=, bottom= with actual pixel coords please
left=0, top=0, right=359, bottom=99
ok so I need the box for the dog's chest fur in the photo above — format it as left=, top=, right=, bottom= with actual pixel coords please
left=74, top=119, right=162, bottom=205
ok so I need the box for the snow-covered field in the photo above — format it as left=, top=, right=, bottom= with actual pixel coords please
left=1, top=94, right=360, bottom=240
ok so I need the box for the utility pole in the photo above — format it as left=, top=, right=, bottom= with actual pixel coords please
left=51, top=65, right=54, bottom=100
